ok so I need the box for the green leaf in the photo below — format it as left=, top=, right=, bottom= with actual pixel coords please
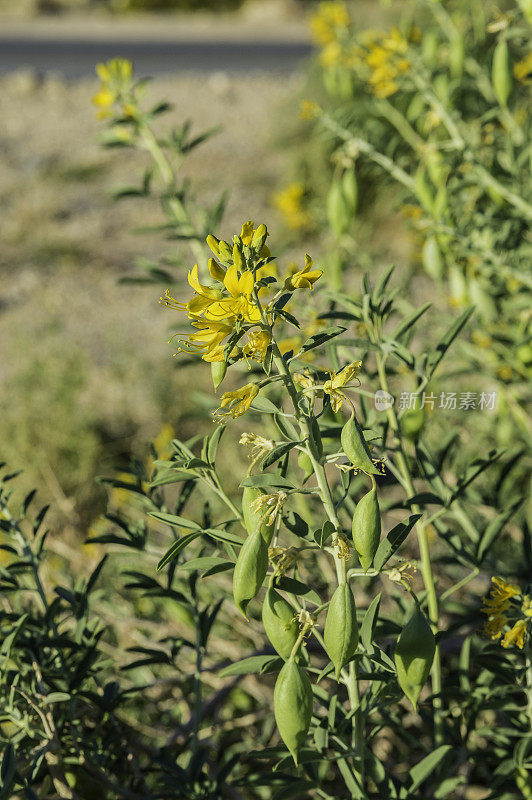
left=408, top=745, right=451, bottom=792
left=274, top=414, right=299, bottom=442
left=315, top=520, right=335, bottom=548
left=219, top=654, right=281, bottom=678
left=392, top=303, right=431, bottom=340
left=149, top=469, right=193, bottom=487
left=476, top=497, right=522, bottom=562
left=178, top=556, right=233, bottom=574
left=157, top=532, right=202, bottom=571
left=298, top=326, right=346, bottom=355
left=262, top=442, right=299, bottom=470
left=203, top=528, right=244, bottom=547
left=427, top=307, right=474, bottom=377
left=373, top=515, right=421, bottom=571
left=207, top=424, right=226, bottom=465
left=0, top=744, right=16, bottom=798
left=361, top=593, right=381, bottom=651
left=250, top=396, right=280, bottom=414
left=241, top=475, right=296, bottom=491
left=148, top=511, right=201, bottom=530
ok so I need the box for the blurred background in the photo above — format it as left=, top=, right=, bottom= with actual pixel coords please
left=0, top=0, right=400, bottom=537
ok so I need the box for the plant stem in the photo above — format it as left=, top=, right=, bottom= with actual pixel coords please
left=374, top=350, right=444, bottom=745
left=264, top=323, right=366, bottom=790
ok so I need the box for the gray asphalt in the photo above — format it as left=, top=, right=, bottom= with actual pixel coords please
left=0, top=37, right=314, bottom=76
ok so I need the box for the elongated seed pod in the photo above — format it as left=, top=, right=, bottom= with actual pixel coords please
left=351, top=486, right=381, bottom=571
left=233, top=528, right=268, bottom=618
left=262, top=588, right=299, bottom=660
left=274, top=660, right=313, bottom=765
left=341, top=412, right=380, bottom=475
left=211, top=361, right=227, bottom=392
left=324, top=582, right=358, bottom=679
left=394, top=606, right=436, bottom=709
left=242, top=486, right=274, bottom=545
left=492, top=39, right=512, bottom=107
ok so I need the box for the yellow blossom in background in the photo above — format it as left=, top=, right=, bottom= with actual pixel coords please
left=273, top=183, right=312, bottom=230
left=513, top=50, right=532, bottom=83
left=323, top=361, right=362, bottom=412
left=216, top=383, right=259, bottom=420
left=483, top=576, right=521, bottom=614
left=502, top=619, right=527, bottom=649
left=152, top=423, right=175, bottom=460
left=299, top=100, right=320, bottom=120
left=92, top=58, right=135, bottom=119
left=310, top=0, right=350, bottom=46
left=364, top=28, right=410, bottom=98
left=284, top=255, right=323, bottom=290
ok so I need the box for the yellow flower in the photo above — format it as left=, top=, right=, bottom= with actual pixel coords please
left=502, top=619, right=527, bottom=649
left=239, top=220, right=271, bottom=258
left=299, top=100, right=320, bottom=120
left=171, top=315, right=235, bottom=362
left=273, top=183, right=312, bottom=230
left=310, top=1, right=350, bottom=46
left=284, top=254, right=323, bottom=290
left=484, top=613, right=508, bottom=640
left=92, top=87, right=117, bottom=110
left=153, top=423, right=175, bottom=460
left=514, top=51, right=532, bottom=83
left=243, top=330, right=271, bottom=363
left=216, top=383, right=259, bottom=420
left=482, top=576, right=521, bottom=615
left=323, top=361, right=362, bottom=412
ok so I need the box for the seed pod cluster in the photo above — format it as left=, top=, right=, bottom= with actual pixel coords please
left=351, top=485, right=381, bottom=571
left=394, top=606, right=436, bottom=709
left=324, top=582, right=358, bottom=679
left=273, top=659, right=313, bottom=765
left=262, top=588, right=299, bottom=660
left=341, top=412, right=380, bottom=476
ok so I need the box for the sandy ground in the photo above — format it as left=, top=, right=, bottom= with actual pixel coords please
left=0, top=67, right=304, bottom=525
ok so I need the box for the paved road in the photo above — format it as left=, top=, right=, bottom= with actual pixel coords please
left=0, top=37, right=314, bottom=76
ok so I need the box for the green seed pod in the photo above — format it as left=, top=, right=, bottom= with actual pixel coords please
left=327, top=180, right=351, bottom=237
left=273, top=660, right=313, bottom=765
left=341, top=412, right=380, bottom=476
left=262, top=588, right=299, bottom=660
left=233, top=528, right=268, bottom=618
left=341, top=170, right=358, bottom=215
left=211, top=360, right=227, bottom=391
left=492, top=39, right=512, bottom=107
left=422, top=236, right=444, bottom=281
left=324, top=582, right=358, bottom=679
left=515, top=766, right=532, bottom=799
left=242, top=486, right=274, bottom=545
left=394, top=606, right=436, bottom=709
left=351, top=485, right=381, bottom=571
left=298, top=450, right=314, bottom=482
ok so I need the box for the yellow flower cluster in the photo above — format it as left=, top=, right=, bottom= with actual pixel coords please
left=92, top=58, right=135, bottom=119
left=272, top=183, right=312, bottom=231
left=160, top=221, right=324, bottom=420
left=310, top=0, right=350, bottom=46
left=513, top=51, right=532, bottom=83
left=323, top=361, right=362, bottom=412
left=482, top=577, right=530, bottom=649
left=362, top=28, right=410, bottom=99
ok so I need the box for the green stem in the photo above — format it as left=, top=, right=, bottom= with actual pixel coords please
left=374, top=350, right=444, bottom=745
left=263, top=319, right=366, bottom=789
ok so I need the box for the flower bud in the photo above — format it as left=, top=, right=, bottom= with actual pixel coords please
left=232, top=242, right=244, bottom=270
left=262, top=588, right=299, bottom=660
left=206, top=234, right=220, bottom=256
left=351, top=485, right=381, bottom=571
left=211, top=360, right=227, bottom=392
left=324, top=582, right=358, bottom=679
left=274, top=660, right=313, bottom=765
left=218, top=240, right=232, bottom=263
left=251, top=223, right=268, bottom=254
left=394, top=606, right=435, bottom=709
